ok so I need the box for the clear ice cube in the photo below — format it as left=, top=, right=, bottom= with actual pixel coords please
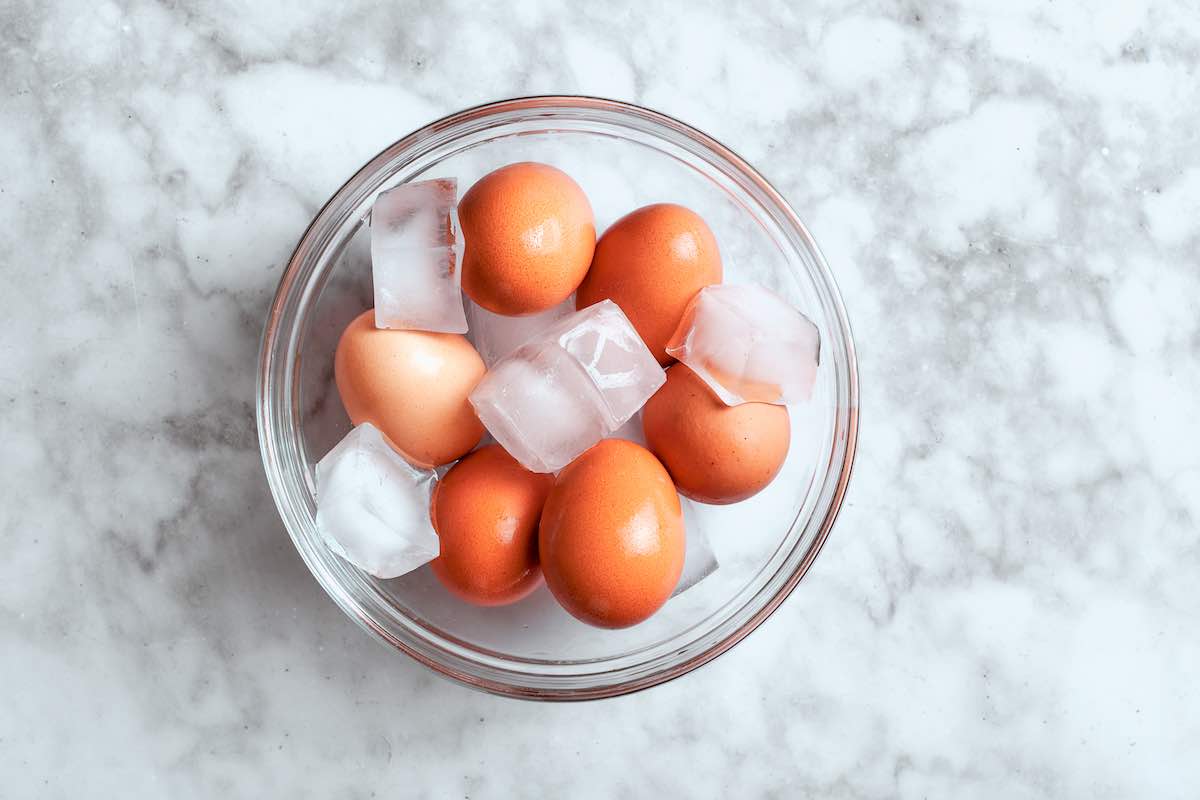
left=540, top=300, right=665, bottom=429
left=315, top=422, right=440, bottom=579
left=468, top=301, right=665, bottom=473
left=370, top=178, right=468, bottom=334
left=470, top=345, right=609, bottom=473
left=666, top=283, right=820, bottom=406
left=673, top=496, right=719, bottom=597
left=464, top=297, right=573, bottom=367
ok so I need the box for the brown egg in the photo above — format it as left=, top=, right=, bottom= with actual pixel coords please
left=458, top=162, right=595, bottom=316
left=643, top=364, right=790, bottom=504
left=539, top=439, right=684, bottom=628
left=429, top=446, right=553, bottom=606
left=334, top=310, right=485, bottom=467
left=576, top=203, right=722, bottom=364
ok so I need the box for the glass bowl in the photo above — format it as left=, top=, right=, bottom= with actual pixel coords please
left=257, top=96, right=859, bottom=700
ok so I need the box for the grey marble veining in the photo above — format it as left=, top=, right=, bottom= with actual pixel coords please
left=3, top=1, right=1199, bottom=796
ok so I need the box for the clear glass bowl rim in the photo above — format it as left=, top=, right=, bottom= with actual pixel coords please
left=256, top=95, right=860, bottom=701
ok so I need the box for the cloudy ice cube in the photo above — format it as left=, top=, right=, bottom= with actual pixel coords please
left=541, top=300, right=665, bottom=429
left=666, top=284, right=820, bottom=406
left=469, top=345, right=609, bottom=473
left=372, top=177, right=455, bottom=248
left=315, top=423, right=439, bottom=579
left=607, top=410, right=647, bottom=447
left=464, top=297, right=573, bottom=367
left=370, top=178, right=468, bottom=333
left=469, top=301, right=665, bottom=473
left=673, top=496, right=719, bottom=597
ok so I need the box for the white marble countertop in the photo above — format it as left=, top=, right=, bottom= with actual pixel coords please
left=4, top=1, right=1199, bottom=796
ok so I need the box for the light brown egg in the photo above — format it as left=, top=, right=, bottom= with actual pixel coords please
left=429, top=445, right=553, bottom=606
left=576, top=203, right=722, bottom=364
left=458, top=162, right=595, bottom=316
left=642, top=364, right=790, bottom=504
left=334, top=309, right=485, bottom=467
left=539, top=439, right=684, bottom=628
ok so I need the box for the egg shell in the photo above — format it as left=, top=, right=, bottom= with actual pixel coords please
left=334, top=309, right=485, bottom=468
left=459, top=162, right=596, bottom=316
left=539, top=439, right=685, bottom=629
left=429, top=445, right=553, bottom=607
left=642, top=364, right=790, bottom=505
left=576, top=203, right=722, bottom=364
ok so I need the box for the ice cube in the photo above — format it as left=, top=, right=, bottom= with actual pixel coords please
left=607, top=410, right=647, bottom=447
left=315, top=422, right=440, bottom=579
left=469, top=345, right=609, bottom=473
left=673, top=496, right=719, bottom=596
left=464, top=297, right=573, bottom=367
left=468, top=301, right=665, bottom=473
left=372, top=178, right=456, bottom=249
left=540, top=300, right=665, bottom=429
left=370, top=179, right=468, bottom=334
left=666, top=284, right=820, bottom=406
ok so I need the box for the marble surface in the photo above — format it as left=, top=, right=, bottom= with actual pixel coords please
left=3, top=0, right=1199, bottom=796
